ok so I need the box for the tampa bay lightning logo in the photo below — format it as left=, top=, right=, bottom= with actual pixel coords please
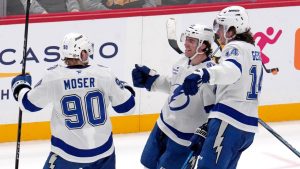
left=168, top=84, right=190, bottom=111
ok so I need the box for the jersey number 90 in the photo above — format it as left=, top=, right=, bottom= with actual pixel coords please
left=61, top=90, right=107, bottom=129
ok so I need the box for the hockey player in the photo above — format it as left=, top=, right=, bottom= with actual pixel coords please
left=132, top=24, right=216, bottom=169
left=182, top=6, right=263, bottom=169
left=11, top=33, right=135, bottom=169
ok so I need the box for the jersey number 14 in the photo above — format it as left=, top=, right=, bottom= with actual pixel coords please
left=247, top=65, right=263, bottom=100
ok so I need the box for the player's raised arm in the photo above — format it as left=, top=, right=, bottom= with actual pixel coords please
left=109, top=75, right=136, bottom=115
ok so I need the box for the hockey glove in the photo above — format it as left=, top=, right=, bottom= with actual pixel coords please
left=131, top=64, right=159, bottom=91
left=182, top=68, right=210, bottom=95
left=11, top=73, right=32, bottom=101
left=188, top=123, right=208, bottom=156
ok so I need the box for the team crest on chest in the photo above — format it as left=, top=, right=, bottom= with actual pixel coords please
left=168, top=84, right=190, bottom=111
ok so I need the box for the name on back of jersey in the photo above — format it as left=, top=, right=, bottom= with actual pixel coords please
left=64, top=77, right=95, bottom=90
left=251, top=51, right=261, bottom=61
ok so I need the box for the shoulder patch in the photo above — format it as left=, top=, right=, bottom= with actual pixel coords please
left=115, top=78, right=125, bottom=89
left=225, top=48, right=239, bottom=57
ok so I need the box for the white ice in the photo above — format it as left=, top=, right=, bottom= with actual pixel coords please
left=1, top=121, right=300, bottom=169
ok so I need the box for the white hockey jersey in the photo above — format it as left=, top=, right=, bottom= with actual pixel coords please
left=207, top=41, right=263, bottom=133
left=18, top=64, right=135, bottom=163
left=152, top=57, right=216, bottom=146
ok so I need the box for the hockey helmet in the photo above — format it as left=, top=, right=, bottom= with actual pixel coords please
left=61, top=33, right=94, bottom=62
left=213, top=6, right=250, bottom=34
left=180, top=24, right=215, bottom=46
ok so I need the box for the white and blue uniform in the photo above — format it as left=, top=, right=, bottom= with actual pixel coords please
left=208, top=41, right=262, bottom=132
left=141, top=56, right=215, bottom=169
left=155, top=57, right=215, bottom=146
left=197, top=41, right=263, bottom=169
left=18, top=64, right=135, bottom=165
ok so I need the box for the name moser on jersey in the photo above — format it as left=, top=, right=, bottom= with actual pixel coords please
left=11, top=33, right=136, bottom=169
left=63, top=77, right=95, bottom=90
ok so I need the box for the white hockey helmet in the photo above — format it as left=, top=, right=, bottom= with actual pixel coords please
left=180, top=24, right=214, bottom=45
left=61, top=33, right=94, bottom=63
left=213, top=6, right=250, bottom=34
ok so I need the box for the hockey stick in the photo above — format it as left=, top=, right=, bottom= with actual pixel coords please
left=262, top=64, right=279, bottom=75
left=258, top=119, right=300, bottom=158
left=166, top=18, right=183, bottom=54
left=15, top=0, right=31, bottom=168
left=181, top=151, right=198, bottom=169
left=166, top=18, right=278, bottom=75
left=167, top=18, right=221, bottom=58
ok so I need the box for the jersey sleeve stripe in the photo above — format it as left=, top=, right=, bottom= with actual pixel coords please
left=160, top=113, right=193, bottom=140
left=212, top=103, right=258, bottom=126
left=204, top=104, right=215, bottom=113
left=51, top=133, right=113, bottom=157
left=22, top=91, right=43, bottom=112
left=225, top=59, right=242, bottom=73
left=112, top=95, right=135, bottom=113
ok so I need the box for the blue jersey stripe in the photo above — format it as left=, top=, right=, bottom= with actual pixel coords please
left=204, top=104, right=215, bottom=113
left=112, top=95, right=135, bottom=113
left=212, top=103, right=258, bottom=126
left=22, top=91, right=42, bottom=112
left=226, top=59, right=242, bottom=73
left=160, top=113, right=193, bottom=140
left=51, top=133, right=113, bottom=157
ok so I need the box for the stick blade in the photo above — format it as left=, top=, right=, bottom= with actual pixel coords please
left=166, top=18, right=183, bottom=54
left=168, top=39, right=183, bottom=54
left=166, top=18, right=177, bottom=40
left=271, top=68, right=279, bottom=75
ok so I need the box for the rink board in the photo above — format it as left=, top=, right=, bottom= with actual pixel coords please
left=1, top=2, right=300, bottom=142
left=1, top=103, right=300, bottom=142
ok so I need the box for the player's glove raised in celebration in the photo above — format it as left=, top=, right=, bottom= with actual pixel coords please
left=11, top=73, right=32, bottom=101
left=182, top=68, right=210, bottom=95
left=131, top=64, right=159, bottom=91
left=188, top=122, right=208, bottom=156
